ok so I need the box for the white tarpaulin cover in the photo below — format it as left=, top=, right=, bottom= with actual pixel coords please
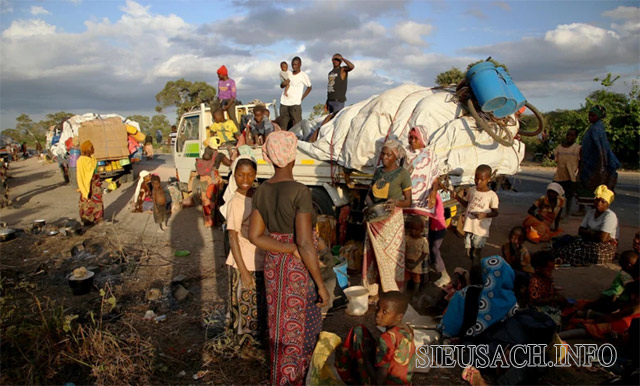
left=48, top=113, right=140, bottom=159
left=298, top=84, right=525, bottom=185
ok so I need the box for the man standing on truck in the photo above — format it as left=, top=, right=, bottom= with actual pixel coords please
left=326, top=53, right=354, bottom=114
left=213, top=65, right=238, bottom=127
left=279, top=56, right=312, bottom=131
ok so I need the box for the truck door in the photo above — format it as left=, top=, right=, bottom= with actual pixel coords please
left=174, top=114, right=201, bottom=183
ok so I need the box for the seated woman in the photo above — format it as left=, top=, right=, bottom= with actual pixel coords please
left=561, top=280, right=639, bottom=344
left=522, top=182, right=565, bottom=243
left=554, top=185, right=619, bottom=266
left=362, top=140, right=412, bottom=300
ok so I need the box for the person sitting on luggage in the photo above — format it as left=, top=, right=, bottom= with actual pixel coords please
left=211, top=109, right=239, bottom=146
left=245, top=105, right=275, bottom=146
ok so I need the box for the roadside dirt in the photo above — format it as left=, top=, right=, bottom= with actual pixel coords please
left=0, top=156, right=629, bottom=384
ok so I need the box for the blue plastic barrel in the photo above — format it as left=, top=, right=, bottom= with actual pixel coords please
left=493, top=67, right=526, bottom=118
left=333, top=260, right=349, bottom=289
left=466, top=62, right=508, bottom=112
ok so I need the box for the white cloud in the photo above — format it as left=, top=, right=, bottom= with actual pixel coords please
left=2, top=19, right=57, bottom=38
left=602, top=6, right=639, bottom=20
left=544, top=23, right=620, bottom=53
left=394, top=21, right=433, bottom=46
left=30, top=6, right=50, bottom=16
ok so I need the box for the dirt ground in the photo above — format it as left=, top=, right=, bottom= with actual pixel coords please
left=0, top=156, right=636, bottom=384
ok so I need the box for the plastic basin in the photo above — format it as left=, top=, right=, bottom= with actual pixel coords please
left=343, top=285, right=369, bottom=316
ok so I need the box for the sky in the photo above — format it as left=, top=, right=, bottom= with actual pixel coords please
left=0, top=0, right=638, bottom=129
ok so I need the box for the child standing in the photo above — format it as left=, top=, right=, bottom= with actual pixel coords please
left=430, top=194, right=451, bottom=288
left=222, top=156, right=267, bottom=352
left=456, top=165, right=499, bottom=273
left=404, top=215, right=428, bottom=296
left=279, top=61, right=291, bottom=97
left=211, top=109, right=239, bottom=145
left=553, top=128, right=580, bottom=218
left=336, top=291, right=416, bottom=385
left=150, top=175, right=171, bottom=231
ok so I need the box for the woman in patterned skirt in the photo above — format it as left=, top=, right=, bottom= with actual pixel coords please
left=76, top=140, right=103, bottom=225
left=249, top=131, right=330, bottom=385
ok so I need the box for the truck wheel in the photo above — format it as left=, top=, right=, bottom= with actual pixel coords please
left=311, top=187, right=336, bottom=218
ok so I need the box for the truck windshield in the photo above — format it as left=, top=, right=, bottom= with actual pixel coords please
left=177, top=115, right=199, bottom=153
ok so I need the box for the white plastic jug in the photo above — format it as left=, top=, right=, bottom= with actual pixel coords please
left=343, top=286, right=369, bottom=316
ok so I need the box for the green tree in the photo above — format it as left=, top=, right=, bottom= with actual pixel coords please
left=155, top=79, right=217, bottom=117
left=309, top=103, right=326, bottom=120
left=583, top=74, right=640, bottom=167
left=126, top=115, right=151, bottom=133
left=435, top=67, right=465, bottom=87
left=150, top=114, right=170, bottom=137
left=2, top=128, right=26, bottom=143
left=466, top=58, right=509, bottom=73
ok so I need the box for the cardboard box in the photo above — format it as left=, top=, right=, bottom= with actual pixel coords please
left=78, top=117, right=129, bottom=161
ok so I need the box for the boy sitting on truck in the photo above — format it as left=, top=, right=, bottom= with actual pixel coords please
left=212, top=109, right=239, bottom=146
left=245, top=105, right=275, bottom=146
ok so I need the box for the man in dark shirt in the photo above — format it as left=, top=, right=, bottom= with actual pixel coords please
left=326, top=53, right=354, bottom=114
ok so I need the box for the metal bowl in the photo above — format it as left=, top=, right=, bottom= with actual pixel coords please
left=0, top=228, right=16, bottom=242
left=364, top=203, right=391, bottom=223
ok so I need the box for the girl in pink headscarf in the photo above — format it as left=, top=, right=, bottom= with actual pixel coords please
left=404, top=126, right=450, bottom=287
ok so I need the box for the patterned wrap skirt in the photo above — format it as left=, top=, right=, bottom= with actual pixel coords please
left=227, top=267, right=267, bottom=345
left=264, top=232, right=322, bottom=386
left=362, top=207, right=406, bottom=296
left=555, top=238, right=618, bottom=266
left=79, top=173, right=103, bottom=224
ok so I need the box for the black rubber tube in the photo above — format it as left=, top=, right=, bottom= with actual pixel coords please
left=517, top=102, right=545, bottom=137
left=466, top=99, right=515, bottom=147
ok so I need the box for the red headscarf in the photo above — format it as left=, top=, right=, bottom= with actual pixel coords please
left=217, top=65, right=228, bottom=76
left=409, top=126, right=426, bottom=149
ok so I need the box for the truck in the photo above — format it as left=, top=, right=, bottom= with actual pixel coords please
left=47, top=114, right=144, bottom=183
left=173, top=84, right=537, bottom=228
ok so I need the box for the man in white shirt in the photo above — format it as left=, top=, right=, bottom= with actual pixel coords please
left=279, top=56, right=312, bottom=130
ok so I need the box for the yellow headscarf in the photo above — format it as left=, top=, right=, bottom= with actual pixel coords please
left=594, top=184, right=614, bottom=204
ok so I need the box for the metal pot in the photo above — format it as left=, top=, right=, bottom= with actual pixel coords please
left=364, top=203, right=391, bottom=223
left=0, top=228, right=16, bottom=242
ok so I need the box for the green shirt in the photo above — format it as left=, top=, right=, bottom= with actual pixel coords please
left=370, top=167, right=412, bottom=204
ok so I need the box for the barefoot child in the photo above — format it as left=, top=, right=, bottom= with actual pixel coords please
left=222, top=155, right=267, bottom=351
left=150, top=175, right=171, bottom=231
left=404, top=215, right=428, bottom=296
left=455, top=164, right=499, bottom=281
left=211, top=109, right=239, bottom=146
left=279, top=61, right=291, bottom=97
left=336, top=291, right=416, bottom=385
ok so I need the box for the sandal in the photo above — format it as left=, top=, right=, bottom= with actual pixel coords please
left=462, top=365, right=480, bottom=385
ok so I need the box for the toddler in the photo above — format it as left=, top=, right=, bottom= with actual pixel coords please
left=404, top=215, right=428, bottom=295
left=501, top=226, right=533, bottom=273
left=279, top=61, right=291, bottom=97
left=150, top=175, right=171, bottom=231
left=336, top=291, right=416, bottom=385
left=456, top=164, right=499, bottom=281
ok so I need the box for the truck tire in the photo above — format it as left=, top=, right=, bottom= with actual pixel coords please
left=311, top=187, right=336, bottom=218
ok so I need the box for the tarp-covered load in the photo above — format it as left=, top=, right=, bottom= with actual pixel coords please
left=48, top=113, right=140, bottom=161
left=298, top=84, right=525, bottom=185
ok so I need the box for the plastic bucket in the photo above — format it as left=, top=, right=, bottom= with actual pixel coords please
left=343, top=285, right=369, bottom=316
left=333, top=260, right=349, bottom=289
left=493, top=67, right=526, bottom=117
left=466, top=62, right=508, bottom=112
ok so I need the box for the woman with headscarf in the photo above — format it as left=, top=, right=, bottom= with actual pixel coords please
left=221, top=154, right=267, bottom=354
left=555, top=185, right=619, bottom=265
left=76, top=140, right=103, bottom=225
left=362, top=139, right=412, bottom=300
left=577, top=105, right=620, bottom=210
left=248, top=131, right=330, bottom=385
left=522, top=182, right=565, bottom=243
left=404, top=126, right=450, bottom=287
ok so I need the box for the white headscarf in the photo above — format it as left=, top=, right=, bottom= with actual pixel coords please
left=133, top=170, right=150, bottom=205
left=546, top=182, right=565, bottom=198
left=220, top=154, right=257, bottom=220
